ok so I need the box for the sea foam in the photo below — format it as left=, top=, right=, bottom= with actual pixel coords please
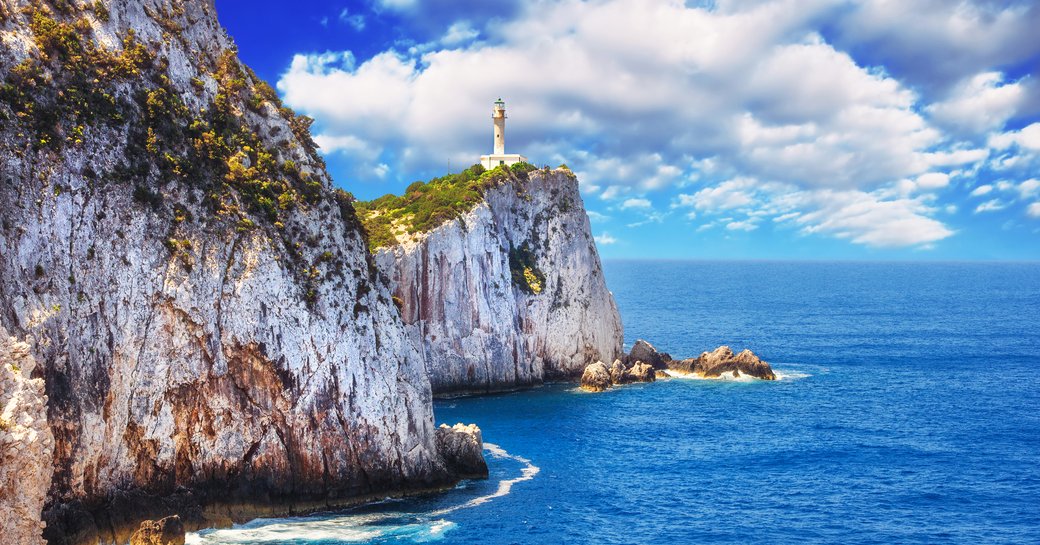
left=185, top=443, right=537, bottom=544
left=430, top=442, right=540, bottom=515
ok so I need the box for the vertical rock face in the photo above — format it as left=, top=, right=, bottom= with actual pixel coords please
left=0, top=1, right=461, bottom=542
left=0, top=328, right=56, bottom=545
left=376, top=168, right=623, bottom=395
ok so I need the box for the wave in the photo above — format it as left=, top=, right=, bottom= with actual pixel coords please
left=664, top=368, right=811, bottom=381
left=774, top=369, right=811, bottom=381
left=429, top=442, right=540, bottom=516
left=185, top=443, right=538, bottom=544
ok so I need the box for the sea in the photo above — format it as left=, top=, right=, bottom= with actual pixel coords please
left=188, top=261, right=1040, bottom=544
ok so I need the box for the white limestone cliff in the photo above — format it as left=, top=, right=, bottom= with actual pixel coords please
left=0, top=328, right=56, bottom=545
left=0, top=1, right=468, bottom=542
left=376, top=168, right=624, bottom=394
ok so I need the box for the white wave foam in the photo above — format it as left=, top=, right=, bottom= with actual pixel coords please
left=185, top=443, right=537, bottom=544
left=664, top=368, right=810, bottom=381
left=429, top=442, right=540, bottom=516
left=184, top=510, right=455, bottom=544
left=774, top=369, right=811, bottom=381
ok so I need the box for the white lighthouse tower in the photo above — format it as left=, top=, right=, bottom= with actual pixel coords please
left=480, top=98, right=528, bottom=170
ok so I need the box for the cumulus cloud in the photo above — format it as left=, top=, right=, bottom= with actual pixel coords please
left=925, top=72, right=1026, bottom=135
left=914, top=172, right=950, bottom=190
left=970, top=185, right=993, bottom=197
left=1019, top=179, right=1040, bottom=199
left=277, top=0, right=1038, bottom=249
left=975, top=199, right=1007, bottom=213
left=831, top=0, right=1040, bottom=96
left=595, top=232, right=618, bottom=245
left=620, top=197, right=652, bottom=210
left=1028, top=203, right=1040, bottom=218
left=786, top=190, right=954, bottom=247
left=726, top=219, right=759, bottom=232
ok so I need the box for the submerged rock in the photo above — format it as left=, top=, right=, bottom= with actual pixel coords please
left=668, top=346, right=776, bottom=380
left=625, top=361, right=657, bottom=383
left=436, top=424, right=489, bottom=480
left=580, top=362, right=612, bottom=392
left=627, top=339, right=671, bottom=369
left=128, top=516, right=185, bottom=545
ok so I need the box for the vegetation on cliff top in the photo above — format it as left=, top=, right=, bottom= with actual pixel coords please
left=354, top=161, right=538, bottom=251
left=0, top=3, right=361, bottom=306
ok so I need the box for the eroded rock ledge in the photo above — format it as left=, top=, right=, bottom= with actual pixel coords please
left=581, top=339, right=776, bottom=391
left=435, top=423, right=490, bottom=480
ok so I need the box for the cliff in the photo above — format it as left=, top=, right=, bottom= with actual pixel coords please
left=363, top=165, right=623, bottom=394
left=1, top=327, right=55, bottom=545
left=0, top=1, right=469, bottom=542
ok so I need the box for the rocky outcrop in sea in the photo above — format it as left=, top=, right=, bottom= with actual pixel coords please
left=667, top=345, right=777, bottom=380
left=374, top=167, right=624, bottom=395
left=580, top=339, right=776, bottom=391
left=580, top=357, right=657, bottom=392
left=0, top=1, right=483, bottom=543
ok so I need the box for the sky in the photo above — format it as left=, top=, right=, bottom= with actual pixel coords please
left=215, top=0, right=1040, bottom=260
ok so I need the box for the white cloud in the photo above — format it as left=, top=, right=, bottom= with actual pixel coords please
left=989, top=123, right=1040, bottom=152
left=339, top=9, right=366, bottom=31
left=441, top=22, right=479, bottom=46
left=726, top=219, right=759, bottom=232
left=790, top=190, right=953, bottom=247
left=684, top=178, right=757, bottom=210
left=594, top=232, right=618, bottom=245
left=974, top=199, right=1007, bottom=213
left=925, top=72, right=1025, bottom=134
left=1028, top=203, right=1040, bottom=218
left=1019, top=179, right=1040, bottom=199
left=620, top=197, right=651, bottom=210
left=375, top=0, right=416, bottom=10
left=276, top=0, right=1037, bottom=249
left=832, top=1, right=1040, bottom=95
left=279, top=0, right=957, bottom=192
left=586, top=210, right=610, bottom=223
left=914, top=172, right=949, bottom=190
left=970, top=185, right=993, bottom=197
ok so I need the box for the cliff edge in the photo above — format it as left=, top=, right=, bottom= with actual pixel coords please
left=0, top=1, right=475, bottom=542
left=362, top=165, right=623, bottom=395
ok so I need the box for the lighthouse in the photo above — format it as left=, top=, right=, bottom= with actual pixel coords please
left=480, top=98, right=528, bottom=170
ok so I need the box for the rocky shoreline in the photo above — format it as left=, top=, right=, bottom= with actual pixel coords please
left=40, top=423, right=487, bottom=545
left=581, top=339, right=776, bottom=392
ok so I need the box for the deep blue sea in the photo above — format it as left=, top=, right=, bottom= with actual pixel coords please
left=189, top=261, right=1040, bottom=544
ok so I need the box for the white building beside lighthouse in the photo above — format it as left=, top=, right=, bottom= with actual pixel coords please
left=480, top=98, right=528, bottom=169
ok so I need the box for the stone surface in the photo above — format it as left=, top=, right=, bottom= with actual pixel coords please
left=668, top=346, right=776, bottom=380
left=435, top=424, right=489, bottom=480
left=625, top=361, right=657, bottom=383
left=608, top=359, right=629, bottom=385
left=627, top=339, right=671, bottom=370
left=0, top=328, right=56, bottom=545
left=128, top=516, right=185, bottom=545
left=0, top=2, right=478, bottom=543
left=580, top=362, right=612, bottom=392
left=376, top=168, right=623, bottom=395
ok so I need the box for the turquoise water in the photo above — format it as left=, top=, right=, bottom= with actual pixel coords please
left=189, top=261, right=1040, bottom=544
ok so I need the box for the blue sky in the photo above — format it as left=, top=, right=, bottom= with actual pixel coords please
left=216, top=0, right=1040, bottom=260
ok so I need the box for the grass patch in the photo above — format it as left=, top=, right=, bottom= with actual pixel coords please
left=354, top=162, right=537, bottom=251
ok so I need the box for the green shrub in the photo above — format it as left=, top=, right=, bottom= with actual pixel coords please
left=353, top=163, right=541, bottom=251
left=93, top=1, right=110, bottom=22
left=508, top=243, right=545, bottom=294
